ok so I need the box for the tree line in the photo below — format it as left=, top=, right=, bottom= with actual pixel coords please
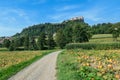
left=3, top=32, right=56, bottom=51
left=3, top=20, right=91, bottom=50
left=1, top=20, right=120, bottom=50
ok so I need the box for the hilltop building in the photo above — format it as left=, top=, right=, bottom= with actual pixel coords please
left=65, top=16, right=84, bottom=22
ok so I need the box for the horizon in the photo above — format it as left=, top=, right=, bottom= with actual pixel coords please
left=0, top=0, right=120, bottom=37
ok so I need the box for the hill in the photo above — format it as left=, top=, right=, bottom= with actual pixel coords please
left=13, top=16, right=88, bottom=38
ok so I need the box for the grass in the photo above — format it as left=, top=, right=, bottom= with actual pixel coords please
left=0, top=50, right=56, bottom=80
left=0, top=48, right=8, bottom=51
left=90, top=34, right=120, bottom=43
left=57, top=49, right=120, bottom=80
left=92, top=34, right=112, bottom=39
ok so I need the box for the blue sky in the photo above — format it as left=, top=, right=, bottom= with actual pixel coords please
left=0, top=0, right=120, bottom=36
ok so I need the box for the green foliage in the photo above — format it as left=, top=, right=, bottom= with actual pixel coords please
left=0, top=43, right=2, bottom=47
left=73, top=24, right=89, bottom=43
left=3, top=39, right=11, bottom=48
left=63, top=26, right=73, bottom=43
left=110, top=22, right=120, bottom=41
left=47, top=34, right=56, bottom=49
left=55, top=29, right=67, bottom=49
left=24, top=35, right=29, bottom=50
left=76, top=66, right=103, bottom=80
left=29, top=37, right=38, bottom=50
left=91, top=23, right=113, bottom=34
left=37, top=32, right=46, bottom=50
left=9, top=40, right=16, bottom=51
left=66, top=42, right=120, bottom=50
left=13, top=23, right=66, bottom=37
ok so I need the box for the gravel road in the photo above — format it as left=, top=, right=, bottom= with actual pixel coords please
left=8, top=51, right=62, bottom=80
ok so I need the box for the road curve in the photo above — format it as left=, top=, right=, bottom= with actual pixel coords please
left=8, top=51, right=62, bottom=80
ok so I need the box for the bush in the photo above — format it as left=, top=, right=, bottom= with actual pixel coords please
left=0, top=43, right=2, bottom=47
left=66, top=42, right=120, bottom=50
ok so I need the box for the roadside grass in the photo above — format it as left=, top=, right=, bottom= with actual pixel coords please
left=57, top=51, right=77, bottom=80
left=57, top=49, right=120, bottom=80
left=0, top=50, right=56, bottom=80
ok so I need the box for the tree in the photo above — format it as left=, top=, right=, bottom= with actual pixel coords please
left=55, top=29, right=67, bottom=49
left=110, top=23, right=120, bottom=41
left=63, top=26, right=73, bottom=43
left=3, top=39, right=11, bottom=48
left=47, top=34, right=56, bottom=49
left=24, top=35, right=29, bottom=50
left=73, top=24, right=89, bottom=43
left=29, top=37, right=37, bottom=50
left=37, top=32, right=46, bottom=50
left=9, top=40, right=16, bottom=51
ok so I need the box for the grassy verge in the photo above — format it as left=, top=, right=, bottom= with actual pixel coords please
left=57, top=49, right=120, bottom=80
left=0, top=50, right=56, bottom=80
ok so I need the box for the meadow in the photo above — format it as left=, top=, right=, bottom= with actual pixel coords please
left=0, top=50, right=55, bottom=80
left=90, top=34, right=120, bottom=43
left=57, top=34, right=120, bottom=80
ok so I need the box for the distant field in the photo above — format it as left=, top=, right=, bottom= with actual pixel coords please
left=0, top=48, right=8, bottom=51
left=57, top=49, right=120, bottom=80
left=92, top=34, right=112, bottom=39
left=90, top=34, right=120, bottom=43
left=0, top=50, right=55, bottom=80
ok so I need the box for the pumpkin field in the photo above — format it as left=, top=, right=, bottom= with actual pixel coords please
left=0, top=50, right=54, bottom=80
left=57, top=49, right=120, bottom=80
left=57, top=34, right=120, bottom=80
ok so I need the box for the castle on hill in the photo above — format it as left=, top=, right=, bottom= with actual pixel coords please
left=65, top=16, right=84, bottom=22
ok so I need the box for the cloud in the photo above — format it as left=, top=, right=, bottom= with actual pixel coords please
left=55, top=5, right=80, bottom=11
left=0, top=7, right=34, bottom=36
left=0, top=7, right=31, bottom=24
left=49, top=6, right=105, bottom=24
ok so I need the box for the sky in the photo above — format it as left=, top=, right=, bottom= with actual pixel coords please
left=0, top=0, right=120, bottom=36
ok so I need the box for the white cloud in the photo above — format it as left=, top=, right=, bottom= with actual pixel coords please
left=55, top=5, right=80, bottom=11
left=0, top=7, right=34, bottom=36
left=49, top=6, right=105, bottom=24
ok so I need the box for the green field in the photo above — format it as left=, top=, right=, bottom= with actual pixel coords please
left=0, top=50, right=55, bottom=80
left=90, top=34, right=120, bottom=43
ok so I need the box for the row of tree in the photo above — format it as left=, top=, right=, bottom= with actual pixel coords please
left=3, top=33, right=56, bottom=51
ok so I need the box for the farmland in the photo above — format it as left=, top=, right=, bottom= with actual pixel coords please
left=57, top=49, right=120, bottom=80
left=57, top=34, right=120, bottom=80
left=0, top=50, right=55, bottom=80
left=90, top=34, right=120, bottom=43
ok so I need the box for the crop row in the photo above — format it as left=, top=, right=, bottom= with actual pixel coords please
left=66, top=42, right=120, bottom=50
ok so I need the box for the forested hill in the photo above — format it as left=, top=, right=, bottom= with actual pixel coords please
left=13, top=16, right=120, bottom=38
left=13, top=18, right=88, bottom=37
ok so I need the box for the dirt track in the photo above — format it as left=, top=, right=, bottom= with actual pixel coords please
left=8, top=51, right=62, bottom=80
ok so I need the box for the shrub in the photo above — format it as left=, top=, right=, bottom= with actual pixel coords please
left=66, top=42, right=120, bottom=50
